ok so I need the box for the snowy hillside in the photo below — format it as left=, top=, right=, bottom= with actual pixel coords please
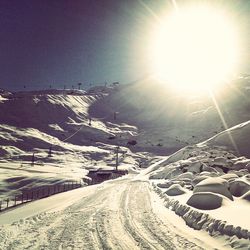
left=0, top=88, right=152, bottom=200
left=90, top=76, right=250, bottom=155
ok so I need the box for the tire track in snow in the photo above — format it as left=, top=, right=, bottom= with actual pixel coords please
left=128, top=182, right=203, bottom=250
left=119, top=184, right=159, bottom=249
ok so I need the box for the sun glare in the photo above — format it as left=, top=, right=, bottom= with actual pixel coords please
left=150, top=5, right=240, bottom=93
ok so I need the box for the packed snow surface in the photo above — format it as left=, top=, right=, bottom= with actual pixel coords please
left=0, top=177, right=234, bottom=250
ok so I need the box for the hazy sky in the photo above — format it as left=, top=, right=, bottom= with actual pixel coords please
left=0, top=0, right=249, bottom=91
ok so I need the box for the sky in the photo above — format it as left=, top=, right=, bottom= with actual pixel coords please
left=0, top=0, right=249, bottom=91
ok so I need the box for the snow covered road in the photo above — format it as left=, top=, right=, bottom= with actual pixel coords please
left=0, top=177, right=227, bottom=249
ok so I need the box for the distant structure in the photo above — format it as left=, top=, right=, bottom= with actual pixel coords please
left=78, top=82, right=82, bottom=90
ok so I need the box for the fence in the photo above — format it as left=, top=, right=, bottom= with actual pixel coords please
left=0, top=180, right=83, bottom=212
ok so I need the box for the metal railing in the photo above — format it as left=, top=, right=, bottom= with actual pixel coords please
left=0, top=180, right=83, bottom=212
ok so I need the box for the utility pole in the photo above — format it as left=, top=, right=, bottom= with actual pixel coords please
left=115, top=146, right=119, bottom=171
left=31, top=152, right=35, bottom=165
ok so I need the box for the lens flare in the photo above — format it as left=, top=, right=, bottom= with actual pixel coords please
left=149, top=5, right=240, bottom=93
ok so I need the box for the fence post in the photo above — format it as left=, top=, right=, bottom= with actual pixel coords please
left=6, top=198, right=9, bottom=208
left=21, top=193, right=24, bottom=204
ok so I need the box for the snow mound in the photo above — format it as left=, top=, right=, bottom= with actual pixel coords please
left=187, top=192, right=223, bottom=210
left=229, top=179, right=250, bottom=197
left=164, top=184, right=187, bottom=196
left=193, top=177, right=233, bottom=200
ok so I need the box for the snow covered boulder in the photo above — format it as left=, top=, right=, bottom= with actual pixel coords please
left=193, top=177, right=233, bottom=200
left=246, top=163, right=250, bottom=172
left=229, top=180, right=250, bottom=197
left=192, top=175, right=209, bottom=186
left=241, top=190, right=250, bottom=202
left=201, top=164, right=219, bottom=173
left=188, top=161, right=202, bottom=173
left=174, top=172, right=194, bottom=181
left=157, top=181, right=173, bottom=188
left=244, top=174, right=250, bottom=182
left=187, top=192, right=223, bottom=210
left=220, top=173, right=238, bottom=182
left=164, top=184, right=187, bottom=196
left=213, top=157, right=227, bottom=166
left=149, top=165, right=182, bottom=179
left=232, top=159, right=250, bottom=171
left=199, top=171, right=219, bottom=177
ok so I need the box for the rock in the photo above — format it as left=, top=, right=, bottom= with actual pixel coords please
left=241, top=190, right=250, bottom=201
left=165, top=184, right=187, bottom=196
left=192, top=176, right=208, bottom=186
left=220, top=173, right=238, bottom=181
left=187, top=192, right=223, bottom=210
left=229, top=180, right=250, bottom=197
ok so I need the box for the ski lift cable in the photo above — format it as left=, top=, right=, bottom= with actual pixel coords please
left=62, top=124, right=85, bottom=143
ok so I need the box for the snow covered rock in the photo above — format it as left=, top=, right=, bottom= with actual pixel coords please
left=191, top=175, right=209, bottom=186
left=201, top=164, right=219, bottom=173
left=213, top=157, right=228, bottom=165
left=149, top=165, right=182, bottom=179
left=241, top=190, right=250, bottom=202
left=188, top=161, right=202, bottom=173
left=174, top=172, right=194, bottom=180
left=157, top=181, right=173, bottom=188
left=164, top=184, right=187, bottom=196
left=220, top=173, right=238, bottom=181
left=187, top=192, right=223, bottom=210
left=193, top=177, right=233, bottom=200
left=229, top=179, right=250, bottom=197
left=199, top=171, right=219, bottom=177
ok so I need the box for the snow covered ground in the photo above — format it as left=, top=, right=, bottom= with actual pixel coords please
left=0, top=176, right=235, bottom=250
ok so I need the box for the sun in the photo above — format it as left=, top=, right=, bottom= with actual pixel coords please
left=149, top=5, right=240, bottom=93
